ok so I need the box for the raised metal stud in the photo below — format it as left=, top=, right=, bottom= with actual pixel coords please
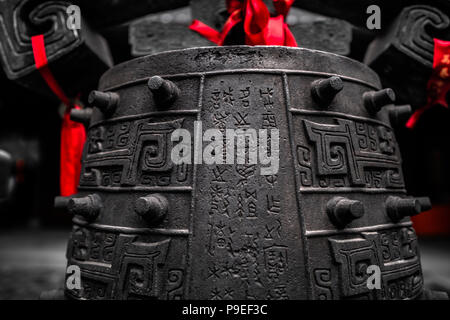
left=70, top=108, right=93, bottom=125
left=134, top=193, right=168, bottom=224
left=67, top=194, right=102, bottom=221
left=388, top=105, right=412, bottom=126
left=0, top=149, right=12, bottom=199
left=311, top=76, right=344, bottom=105
left=88, top=90, right=119, bottom=115
left=363, top=88, right=396, bottom=114
left=148, top=76, right=180, bottom=105
left=385, top=196, right=422, bottom=222
left=327, top=196, right=365, bottom=227
left=417, top=197, right=432, bottom=212
left=54, top=196, right=71, bottom=210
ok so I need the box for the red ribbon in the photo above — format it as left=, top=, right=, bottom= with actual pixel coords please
left=406, top=39, right=450, bottom=128
left=189, top=0, right=297, bottom=47
left=31, top=34, right=86, bottom=197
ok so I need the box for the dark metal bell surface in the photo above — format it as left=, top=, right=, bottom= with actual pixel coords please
left=64, top=46, right=428, bottom=300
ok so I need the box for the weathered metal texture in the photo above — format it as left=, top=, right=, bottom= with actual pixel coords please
left=63, top=46, right=430, bottom=300
left=364, top=5, right=450, bottom=109
left=190, top=0, right=277, bottom=30
left=287, top=8, right=352, bottom=56
left=129, top=7, right=212, bottom=57
left=0, top=0, right=113, bottom=98
left=190, top=0, right=230, bottom=30
left=291, top=0, right=401, bottom=28
left=130, top=6, right=352, bottom=56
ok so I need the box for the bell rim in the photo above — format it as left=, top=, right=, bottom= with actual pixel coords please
left=99, top=45, right=381, bottom=91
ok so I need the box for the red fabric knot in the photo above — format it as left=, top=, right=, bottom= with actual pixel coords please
left=406, top=38, right=450, bottom=129
left=31, top=34, right=86, bottom=197
left=189, top=0, right=298, bottom=47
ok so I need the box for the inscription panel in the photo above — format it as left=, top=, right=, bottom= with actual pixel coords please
left=190, top=73, right=307, bottom=299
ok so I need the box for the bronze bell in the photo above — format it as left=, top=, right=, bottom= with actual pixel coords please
left=62, top=46, right=434, bottom=300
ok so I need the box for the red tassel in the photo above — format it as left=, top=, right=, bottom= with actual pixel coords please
left=189, top=20, right=222, bottom=44
left=60, top=106, right=86, bottom=196
left=31, top=34, right=86, bottom=197
left=407, top=38, right=450, bottom=128
left=190, top=0, right=298, bottom=47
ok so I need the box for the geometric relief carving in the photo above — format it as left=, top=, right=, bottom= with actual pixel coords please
left=80, top=118, right=185, bottom=188
left=392, top=6, right=450, bottom=68
left=296, top=145, right=312, bottom=187
left=330, top=233, right=381, bottom=298
left=0, top=1, right=112, bottom=97
left=167, top=269, right=184, bottom=300
left=313, top=269, right=333, bottom=300
left=382, top=264, right=423, bottom=300
left=365, top=5, right=450, bottom=72
left=379, top=227, right=418, bottom=263
left=300, top=117, right=405, bottom=190
left=364, top=6, right=450, bottom=109
left=0, top=1, right=81, bottom=79
left=77, top=273, right=115, bottom=300
left=67, top=226, right=117, bottom=264
left=328, top=228, right=422, bottom=300
left=66, top=227, right=176, bottom=300
left=116, top=237, right=171, bottom=300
